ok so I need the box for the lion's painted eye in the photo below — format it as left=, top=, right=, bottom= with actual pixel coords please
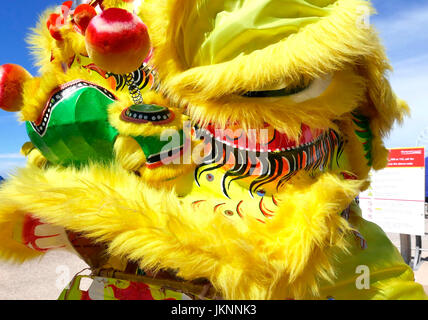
left=242, top=82, right=309, bottom=98
left=242, top=74, right=332, bottom=102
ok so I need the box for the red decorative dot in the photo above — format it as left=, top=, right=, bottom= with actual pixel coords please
left=73, top=4, right=97, bottom=34
left=342, top=172, right=358, bottom=180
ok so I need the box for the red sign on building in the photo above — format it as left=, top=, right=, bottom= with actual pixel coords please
left=388, top=147, right=425, bottom=168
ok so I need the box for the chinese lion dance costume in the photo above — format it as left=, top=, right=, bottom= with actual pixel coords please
left=0, top=0, right=426, bottom=300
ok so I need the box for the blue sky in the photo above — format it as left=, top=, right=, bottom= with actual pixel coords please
left=0, top=0, right=427, bottom=176
left=0, top=1, right=59, bottom=176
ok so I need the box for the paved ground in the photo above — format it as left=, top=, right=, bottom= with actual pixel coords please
left=0, top=250, right=88, bottom=300
left=415, top=263, right=428, bottom=295
left=387, top=231, right=428, bottom=295
left=1, top=233, right=428, bottom=300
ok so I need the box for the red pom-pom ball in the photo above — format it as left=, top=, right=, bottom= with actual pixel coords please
left=74, top=4, right=97, bottom=34
left=0, top=64, right=32, bottom=112
left=85, top=8, right=151, bottom=75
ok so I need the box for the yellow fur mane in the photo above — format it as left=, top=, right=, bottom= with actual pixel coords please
left=0, top=164, right=363, bottom=299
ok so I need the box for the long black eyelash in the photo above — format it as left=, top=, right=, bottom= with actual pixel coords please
left=249, top=157, right=283, bottom=196
left=195, top=129, right=344, bottom=198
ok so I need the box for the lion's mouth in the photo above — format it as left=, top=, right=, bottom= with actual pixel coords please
left=202, top=123, right=324, bottom=153
left=194, top=125, right=344, bottom=197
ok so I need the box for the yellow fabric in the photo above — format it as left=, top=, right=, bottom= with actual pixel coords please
left=141, top=0, right=377, bottom=98
left=181, top=0, right=336, bottom=67
left=318, top=203, right=427, bottom=300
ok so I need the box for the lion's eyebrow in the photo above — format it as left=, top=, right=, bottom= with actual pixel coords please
left=242, top=83, right=310, bottom=98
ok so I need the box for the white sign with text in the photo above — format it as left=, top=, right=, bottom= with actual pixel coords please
left=360, top=148, right=425, bottom=236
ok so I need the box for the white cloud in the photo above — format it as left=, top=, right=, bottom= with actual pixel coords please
left=384, top=54, right=428, bottom=150
left=0, top=114, right=18, bottom=123
left=0, top=153, right=24, bottom=159
left=371, top=6, right=428, bottom=152
left=375, top=5, right=428, bottom=34
left=373, top=5, right=428, bottom=58
left=0, top=154, right=26, bottom=177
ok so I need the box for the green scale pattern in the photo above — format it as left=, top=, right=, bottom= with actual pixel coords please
left=26, top=86, right=119, bottom=167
